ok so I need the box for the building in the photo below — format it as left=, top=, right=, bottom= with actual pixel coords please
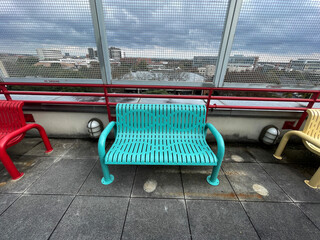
left=109, top=47, right=121, bottom=61
left=205, top=65, right=216, bottom=77
left=34, top=58, right=99, bottom=69
left=36, top=49, right=63, bottom=61
left=290, top=59, right=320, bottom=72
left=193, top=56, right=218, bottom=67
left=88, top=48, right=95, bottom=59
left=198, top=65, right=216, bottom=77
left=193, top=55, right=258, bottom=69
left=198, top=67, right=206, bottom=76
left=0, top=60, right=9, bottom=78
left=94, top=50, right=98, bottom=58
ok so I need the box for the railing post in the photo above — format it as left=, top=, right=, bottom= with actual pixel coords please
left=89, top=0, right=112, bottom=85
left=104, top=87, right=113, bottom=122
left=293, top=92, right=320, bottom=130
left=206, top=89, right=213, bottom=121
left=0, top=85, right=12, bottom=101
left=214, top=0, right=243, bottom=87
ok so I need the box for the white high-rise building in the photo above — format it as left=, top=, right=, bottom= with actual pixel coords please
left=37, top=49, right=63, bottom=60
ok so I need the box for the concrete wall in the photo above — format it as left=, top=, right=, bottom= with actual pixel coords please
left=25, top=110, right=300, bottom=142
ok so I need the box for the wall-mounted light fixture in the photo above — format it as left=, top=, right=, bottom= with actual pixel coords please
left=87, top=118, right=104, bottom=138
left=259, top=125, right=280, bottom=145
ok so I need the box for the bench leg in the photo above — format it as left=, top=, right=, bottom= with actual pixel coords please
left=0, top=147, right=24, bottom=180
left=207, top=166, right=220, bottom=186
left=32, top=124, right=53, bottom=153
left=100, top=162, right=114, bottom=185
left=305, top=167, right=320, bottom=189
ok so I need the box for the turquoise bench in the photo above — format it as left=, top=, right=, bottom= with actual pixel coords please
left=98, top=104, right=225, bottom=186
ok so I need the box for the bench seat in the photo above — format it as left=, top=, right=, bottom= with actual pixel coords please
left=106, top=137, right=217, bottom=165
left=98, top=104, right=225, bottom=186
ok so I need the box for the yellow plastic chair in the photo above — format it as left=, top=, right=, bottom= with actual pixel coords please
left=274, top=109, right=320, bottom=189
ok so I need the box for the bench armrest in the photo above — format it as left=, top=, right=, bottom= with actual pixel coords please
left=205, top=123, right=225, bottom=161
left=98, top=121, right=116, bottom=160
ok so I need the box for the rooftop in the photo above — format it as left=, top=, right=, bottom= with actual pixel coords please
left=0, top=137, right=319, bottom=239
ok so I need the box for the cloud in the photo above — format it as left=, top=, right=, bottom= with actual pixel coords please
left=0, top=0, right=319, bottom=61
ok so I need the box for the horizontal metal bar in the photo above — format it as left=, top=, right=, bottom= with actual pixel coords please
left=106, top=93, right=207, bottom=99
left=209, top=105, right=307, bottom=111
left=0, top=82, right=105, bottom=88
left=212, top=96, right=312, bottom=102
left=23, top=101, right=106, bottom=105
left=1, top=82, right=319, bottom=93
left=7, top=91, right=104, bottom=97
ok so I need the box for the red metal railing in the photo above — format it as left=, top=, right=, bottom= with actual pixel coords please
left=1, top=82, right=319, bottom=130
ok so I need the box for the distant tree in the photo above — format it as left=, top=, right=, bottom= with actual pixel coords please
left=111, top=65, right=130, bottom=79
left=136, top=60, right=148, bottom=71
left=144, top=89, right=169, bottom=95
left=16, top=56, right=39, bottom=65
left=51, top=63, right=61, bottom=68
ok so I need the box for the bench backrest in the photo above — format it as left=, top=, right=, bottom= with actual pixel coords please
left=303, top=109, right=320, bottom=140
left=0, top=100, right=26, bottom=134
left=116, top=104, right=206, bottom=137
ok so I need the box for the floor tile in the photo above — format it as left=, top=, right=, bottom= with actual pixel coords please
left=79, top=164, right=136, bottom=197
left=7, top=138, right=42, bottom=156
left=0, top=195, right=73, bottom=240
left=242, top=202, right=320, bottom=240
left=131, top=166, right=184, bottom=198
left=297, top=203, right=320, bottom=229
left=261, top=163, right=320, bottom=202
left=0, top=157, right=56, bottom=193
left=181, top=166, right=237, bottom=200
left=281, top=148, right=320, bottom=166
left=64, top=139, right=99, bottom=158
left=25, top=138, right=75, bottom=157
left=51, top=196, right=129, bottom=240
left=187, top=200, right=259, bottom=240
left=223, top=163, right=290, bottom=202
left=122, top=198, right=190, bottom=240
left=26, top=158, right=96, bottom=194
left=224, top=146, right=256, bottom=163
left=0, top=194, right=20, bottom=215
left=247, top=146, right=279, bottom=163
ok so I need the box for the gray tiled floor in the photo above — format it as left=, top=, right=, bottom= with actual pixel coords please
left=0, top=138, right=319, bottom=239
left=242, top=202, right=320, bottom=240
left=122, top=198, right=190, bottom=240
left=50, top=196, right=129, bottom=240
left=187, top=200, right=259, bottom=240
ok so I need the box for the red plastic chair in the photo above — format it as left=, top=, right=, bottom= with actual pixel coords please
left=0, top=100, right=53, bottom=180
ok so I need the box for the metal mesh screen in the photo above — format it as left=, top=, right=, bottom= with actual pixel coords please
left=0, top=0, right=102, bottom=81
left=224, top=0, right=320, bottom=87
left=103, top=0, right=228, bottom=83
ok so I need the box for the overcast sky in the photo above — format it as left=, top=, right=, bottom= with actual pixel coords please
left=0, top=0, right=319, bottom=61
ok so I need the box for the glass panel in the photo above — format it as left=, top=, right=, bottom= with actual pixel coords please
left=0, top=0, right=102, bottom=81
left=224, top=0, right=320, bottom=88
left=103, top=0, right=229, bottom=83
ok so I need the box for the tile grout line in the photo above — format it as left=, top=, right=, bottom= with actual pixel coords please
left=294, top=203, right=320, bottom=232
left=0, top=141, right=61, bottom=217
left=221, top=167, right=262, bottom=240
left=0, top=193, right=24, bottom=217
left=47, top=143, right=101, bottom=240
left=253, top=158, right=295, bottom=203
left=120, top=165, right=138, bottom=240
left=179, top=166, right=193, bottom=240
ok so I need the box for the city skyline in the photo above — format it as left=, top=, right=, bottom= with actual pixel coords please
left=0, top=0, right=319, bottom=62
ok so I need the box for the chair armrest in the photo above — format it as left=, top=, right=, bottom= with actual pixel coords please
left=284, top=131, right=320, bottom=148
left=205, top=123, right=225, bottom=161
left=98, top=121, right=116, bottom=160
left=0, top=124, right=47, bottom=149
